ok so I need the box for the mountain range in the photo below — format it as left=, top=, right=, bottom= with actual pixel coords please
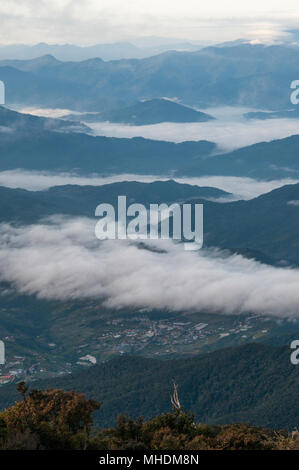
left=1, top=44, right=299, bottom=111
left=0, top=180, right=229, bottom=223
left=1, top=105, right=299, bottom=178
left=0, top=40, right=209, bottom=61
left=1, top=35, right=299, bottom=440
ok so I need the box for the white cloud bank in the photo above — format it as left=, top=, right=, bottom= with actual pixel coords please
left=20, top=106, right=299, bottom=153
left=88, top=112, right=299, bottom=153
left=0, top=216, right=299, bottom=318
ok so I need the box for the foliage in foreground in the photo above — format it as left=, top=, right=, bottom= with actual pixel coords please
left=0, top=383, right=298, bottom=450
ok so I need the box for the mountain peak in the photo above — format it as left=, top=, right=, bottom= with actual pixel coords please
left=34, top=53, right=60, bottom=63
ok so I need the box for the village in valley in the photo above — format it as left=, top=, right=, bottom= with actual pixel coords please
left=0, top=311, right=276, bottom=385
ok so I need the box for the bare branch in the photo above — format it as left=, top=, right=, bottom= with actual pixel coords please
left=170, top=381, right=181, bottom=410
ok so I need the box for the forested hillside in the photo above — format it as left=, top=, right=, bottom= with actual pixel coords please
left=0, top=343, right=297, bottom=430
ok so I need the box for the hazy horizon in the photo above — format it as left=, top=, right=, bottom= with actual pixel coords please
left=0, top=1, right=299, bottom=46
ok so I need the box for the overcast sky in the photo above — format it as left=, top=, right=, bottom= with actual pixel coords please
left=1, top=0, right=299, bottom=45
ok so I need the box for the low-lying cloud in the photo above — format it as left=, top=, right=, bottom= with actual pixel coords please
left=0, top=216, right=299, bottom=318
left=288, top=200, right=299, bottom=207
left=18, top=107, right=84, bottom=119
left=0, top=169, right=298, bottom=200
left=87, top=108, right=299, bottom=153
left=20, top=105, right=299, bottom=153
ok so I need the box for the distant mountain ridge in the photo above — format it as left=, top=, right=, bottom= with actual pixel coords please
left=1, top=107, right=299, bottom=178
left=245, top=108, right=299, bottom=120
left=0, top=181, right=298, bottom=265
left=0, top=106, right=216, bottom=173
left=65, top=99, right=215, bottom=125
left=0, top=106, right=88, bottom=133
left=196, top=182, right=299, bottom=265
left=0, top=40, right=207, bottom=61
left=1, top=44, right=299, bottom=110
left=0, top=180, right=229, bottom=223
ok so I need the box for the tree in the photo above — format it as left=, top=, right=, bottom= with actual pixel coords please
left=3, top=387, right=101, bottom=449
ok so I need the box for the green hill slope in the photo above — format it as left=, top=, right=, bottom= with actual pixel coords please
left=0, top=343, right=297, bottom=430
